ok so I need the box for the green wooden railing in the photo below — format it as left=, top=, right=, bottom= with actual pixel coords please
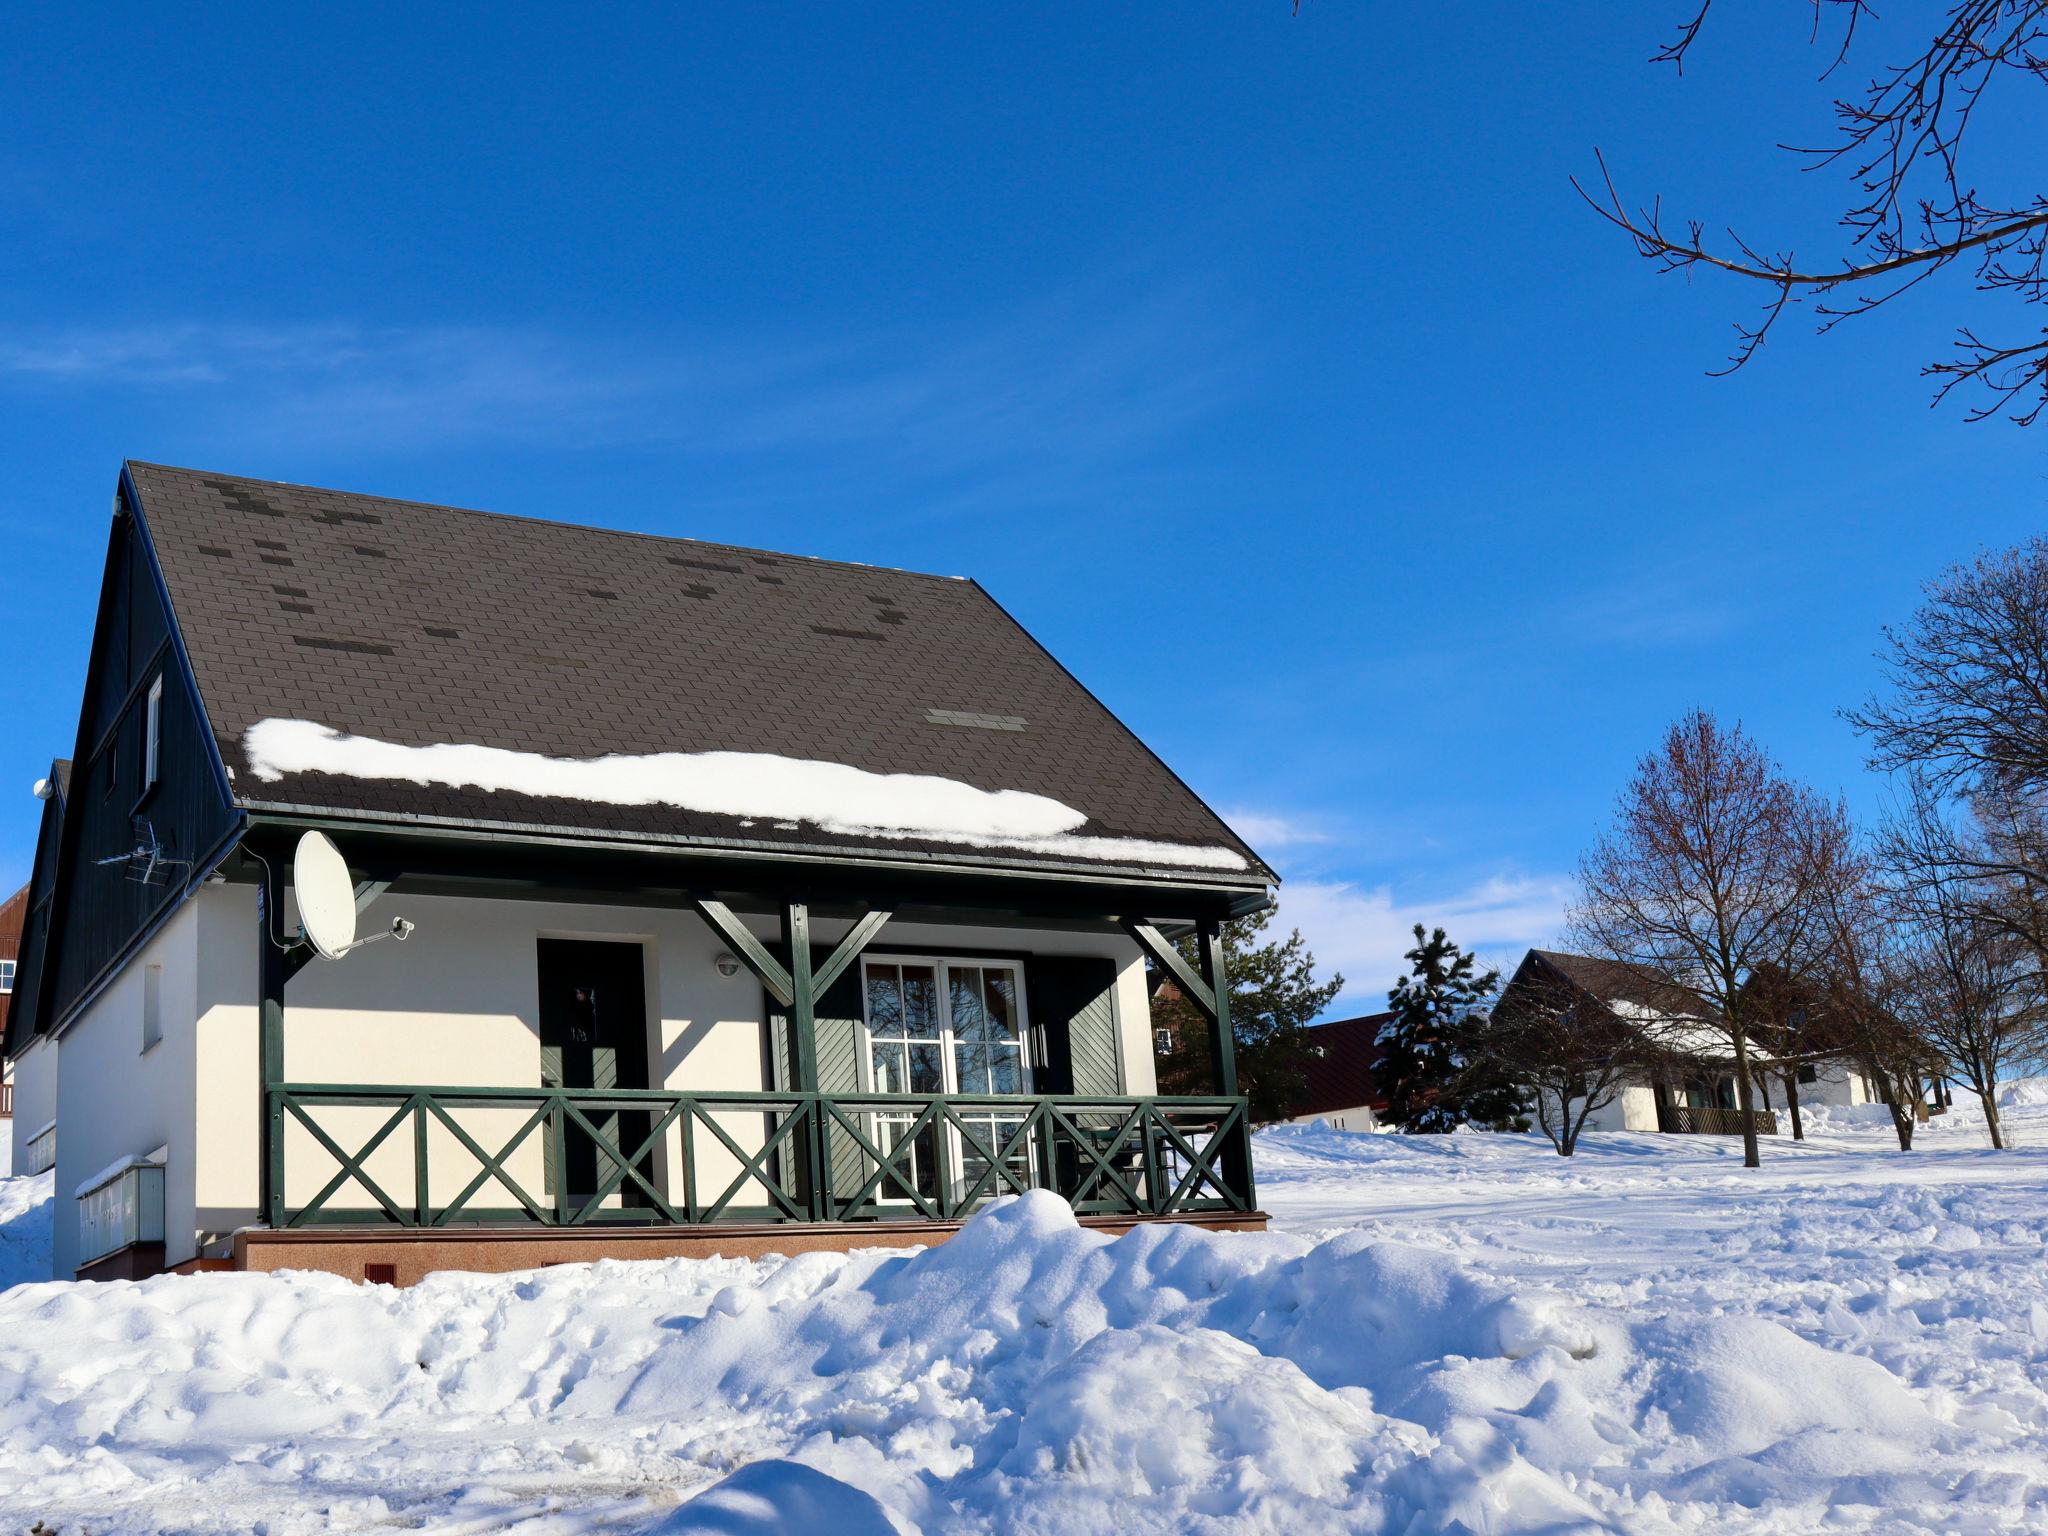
left=1655, top=1102, right=1780, bottom=1137
left=265, top=1084, right=1255, bottom=1230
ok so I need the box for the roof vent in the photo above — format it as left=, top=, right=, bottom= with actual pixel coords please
left=925, top=709, right=1027, bottom=732
left=293, top=635, right=394, bottom=657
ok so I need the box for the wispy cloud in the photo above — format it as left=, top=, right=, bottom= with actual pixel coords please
left=1550, top=577, right=1743, bottom=647
left=1272, top=870, right=1572, bottom=1017
left=0, top=285, right=1245, bottom=508
left=1219, top=807, right=1331, bottom=850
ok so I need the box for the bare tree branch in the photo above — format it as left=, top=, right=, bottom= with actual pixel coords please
left=1588, top=1, right=2048, bottom=423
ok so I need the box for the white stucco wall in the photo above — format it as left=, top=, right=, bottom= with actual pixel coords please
left=1568, top=1079, right=1661, bottom=1135
left=49, top=901, right=200, bottom=1277
left=182, top=887, right=1150, bottom=1258
left=1800, top=1063, right=1875, bottom=1108
left=8, top=1033, right=59, bottom=1175
left=1276, top=1104, right=1378, bottom=1133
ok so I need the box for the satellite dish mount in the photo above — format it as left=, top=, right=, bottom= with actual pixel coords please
left=291, top=831, right=414, bottom=960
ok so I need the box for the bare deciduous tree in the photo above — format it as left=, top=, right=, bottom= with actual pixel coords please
left=1579, top=1, right=2048, bottom=424
left=1851, top=539, right=2048, bottom=793
left=1802, top=820, right=1946, bottom=1151
left=1571, top=710, right=1843, bottom=1167
left=1885, top=795, right=2048, bottom=1146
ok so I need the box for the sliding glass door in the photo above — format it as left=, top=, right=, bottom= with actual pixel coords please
left=862, top=957, right=1033, bottom=1203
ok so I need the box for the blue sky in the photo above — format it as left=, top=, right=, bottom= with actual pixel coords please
left=1, top=5, right=2041, bottom=1015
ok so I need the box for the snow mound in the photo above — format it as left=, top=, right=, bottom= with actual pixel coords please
left=0, top=1178, right=2007, bottom=1533
left=652, top=1460, right=900, bottom=1535
left=0, top=1171, right=52, bottom=1292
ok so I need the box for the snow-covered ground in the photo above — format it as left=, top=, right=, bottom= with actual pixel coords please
left=0, top=1091, right=2044, bottom=1534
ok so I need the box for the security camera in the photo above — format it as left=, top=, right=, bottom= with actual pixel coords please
left=714, top=952, right=741, bottom=978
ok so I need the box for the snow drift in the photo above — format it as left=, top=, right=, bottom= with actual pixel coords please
left=1, top=1172, right=2023, bottom=1534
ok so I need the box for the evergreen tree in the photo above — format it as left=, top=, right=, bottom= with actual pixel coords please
left=1373, top=924, right=1524, bottom=1133
left=1153, top=909, right=1343, bottom=1123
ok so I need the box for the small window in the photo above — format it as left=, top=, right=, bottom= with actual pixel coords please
left=0, top=958, right=14, bottom=994
left=141, top=964, right=163, bottom=1052
left=1796, top=1064, right=1817, bottom=1085
left=142, top=675, right=164, bottom=793
left=1154, top=1027, right=1174, bottom=1056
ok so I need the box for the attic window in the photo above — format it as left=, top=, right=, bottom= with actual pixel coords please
left=925, top=709, right=1027, bottom=732
left=142, top=675, right=164, bottom=792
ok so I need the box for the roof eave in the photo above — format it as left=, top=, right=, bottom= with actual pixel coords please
left=235, top=799, right=1278, bottom=902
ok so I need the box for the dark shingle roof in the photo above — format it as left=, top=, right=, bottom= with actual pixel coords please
left=1523, top=949, right=1704, bottom=1018
left=1289, top=1012, right=1393, bottom=1118
left=128, top=463, right=1269, bottom=884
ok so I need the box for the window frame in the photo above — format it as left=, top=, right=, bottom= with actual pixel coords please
left=0, top=957, right=14, bottom=995
left=140, top=674, right=164, bottom=799
left=856, top=953, right=1035, bottom=1098
left=856, top=953, right=1036, bottom=1207
left=141, top=962, right=164, bottom=1054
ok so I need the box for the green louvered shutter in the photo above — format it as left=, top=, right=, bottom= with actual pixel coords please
left=768, top=970, right=868, bottom=1201
left=1028, top=956, right=1124, bottom=1098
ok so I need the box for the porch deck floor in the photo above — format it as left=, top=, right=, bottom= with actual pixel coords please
left=230, top=1209, right=1270, bottom=1287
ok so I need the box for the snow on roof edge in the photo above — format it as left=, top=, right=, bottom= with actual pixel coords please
left=244, top=719, right=1251, bottom=874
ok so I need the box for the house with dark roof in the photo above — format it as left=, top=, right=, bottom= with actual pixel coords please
left=1494, top=949, right=1879, bottom=1137
left=6, top=464, right=1275, bottom=1281
left=1274, top=1012, right=1392, bottom=1133
left=6, top=761, right=67, bottom=1177
left=0, top=881, right=24, bottom=1127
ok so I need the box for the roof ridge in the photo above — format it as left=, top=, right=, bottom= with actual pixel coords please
left=123, top=460, right=971, bottom=588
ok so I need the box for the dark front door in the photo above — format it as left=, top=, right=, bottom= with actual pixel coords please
left=538, top=939, right=653, bottom=1209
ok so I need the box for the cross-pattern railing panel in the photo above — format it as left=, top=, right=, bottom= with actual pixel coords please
left=270, top=1086, right=1254, bottom=1228
left=1654, top=1102, right=1780, bottom=1137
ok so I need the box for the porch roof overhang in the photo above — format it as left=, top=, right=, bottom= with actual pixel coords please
left=229, top=808, right=1275, bottom=927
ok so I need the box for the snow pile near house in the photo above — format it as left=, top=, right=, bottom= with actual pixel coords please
left=242, top=718, right=1249, bottom=871
left=0, top=1170, right=52, bottom=1293
left=4, top=1153, right=2040, bottom=1534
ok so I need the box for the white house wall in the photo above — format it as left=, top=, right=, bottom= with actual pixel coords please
left=186, top=886, right=1150, bottom=1259
left=1799, top=1063, right=1876, bottom=1108
left=1276, top=1104, right=1378, bottom=1133
left=49, top=900, right=200, bottom=1277
left=1567, top=1080, right=1661, bottom=1135
left=8, top=1033, right=59, bottom=1176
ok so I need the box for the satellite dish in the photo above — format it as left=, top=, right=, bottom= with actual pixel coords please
left=294, top=831, right=357, bottom=960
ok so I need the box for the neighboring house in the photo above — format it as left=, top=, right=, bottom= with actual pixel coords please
left=6, top=464, right=1276, bottom=1283
left=1494, top=950, right=1878, bottom=1137
left=6, top=766, right=66, bottom=1176
left=0, top=881, right=24, bottom=1131
left=1272, top=1012, right=1392, bottom=1132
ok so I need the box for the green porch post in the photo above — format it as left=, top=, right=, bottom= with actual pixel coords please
left=1197, top=919, right=1254, bottom=1210
left=258, top=856, right=289, bottom=1229
left=785, top=901, right=827, bottom=1220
